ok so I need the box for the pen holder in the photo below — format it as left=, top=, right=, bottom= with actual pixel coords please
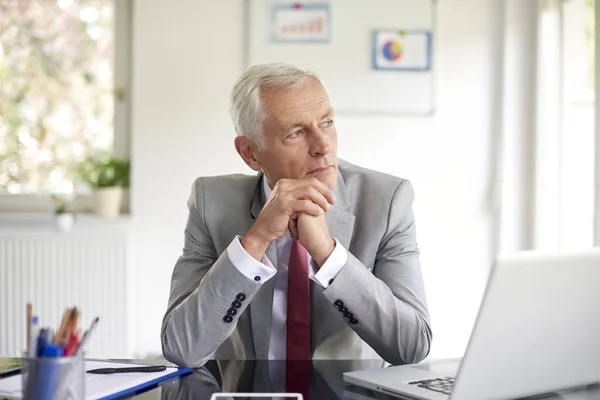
left=21, top=353, right=85, bottom=400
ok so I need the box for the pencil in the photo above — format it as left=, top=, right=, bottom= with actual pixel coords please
left=53, top=308, right=72, bottom=346
left=64, top=308, right=79, bottom=343
left=26, top=303, right=32, bottom=355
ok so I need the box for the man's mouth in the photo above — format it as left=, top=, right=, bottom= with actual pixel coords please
left=308, top=165, right=333, bottom=175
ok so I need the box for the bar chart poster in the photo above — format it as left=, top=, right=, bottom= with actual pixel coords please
left=270, top=3, right=330, bottom=43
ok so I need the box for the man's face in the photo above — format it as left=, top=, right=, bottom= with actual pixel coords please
left=255, top=78, right=338, bottom=190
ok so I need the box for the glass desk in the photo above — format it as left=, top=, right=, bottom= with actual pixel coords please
left=129, top=359, right=599, bottom=400
left=1, top=358, right=599, bottom=399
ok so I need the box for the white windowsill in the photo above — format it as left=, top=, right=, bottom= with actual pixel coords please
left=0, top=213, right=132, bottom=235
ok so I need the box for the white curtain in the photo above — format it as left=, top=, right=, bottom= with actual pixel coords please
left=595, top=0, right=600, bottom=247
left=533, top=0, right=563, bottom=250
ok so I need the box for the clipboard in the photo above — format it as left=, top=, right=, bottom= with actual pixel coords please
left=93, top=360, right=192, bottom=400
left=0, top=359, right=193, bottom=399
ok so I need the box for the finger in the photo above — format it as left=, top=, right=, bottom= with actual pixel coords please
left=277, top=177, right=336, bottom=205
left=289, top=186, right=331, bottom=212
left=292, top=199, right=323, bottom=217
left=305, top=177, right=336, bottom=205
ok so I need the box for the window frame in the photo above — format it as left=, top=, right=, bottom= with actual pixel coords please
left=0, top=0, right=132, bottom=214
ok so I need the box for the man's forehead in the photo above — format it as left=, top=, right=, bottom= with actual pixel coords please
left=264, top=89, right=332, bottom=123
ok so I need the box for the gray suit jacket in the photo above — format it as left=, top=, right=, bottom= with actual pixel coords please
left=161, top=159, right=432, bottom=368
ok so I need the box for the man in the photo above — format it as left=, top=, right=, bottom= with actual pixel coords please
left=161, top=63, right=432, bottom=369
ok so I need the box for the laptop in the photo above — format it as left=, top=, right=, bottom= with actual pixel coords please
left=344, top=249, right=600, bottom=399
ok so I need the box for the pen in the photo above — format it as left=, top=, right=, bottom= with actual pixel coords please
left=75, top=316, right=99, bottom=356
left=34, top=344, right=64, bottom=400
left=29, top=316, right=39, bottom=357
left=36, top=328, right=49, bottom=357
left=87, top=366, right=167, bottom=374
left=64, top=332, right=79, bottom=356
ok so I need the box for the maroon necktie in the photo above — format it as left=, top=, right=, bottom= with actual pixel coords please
left=286, top=239, right=311, bottom=398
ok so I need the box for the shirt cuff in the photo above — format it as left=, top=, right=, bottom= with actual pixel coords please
left=309, top=238, right=348, bottom=289
left=227, top=236, right=276, bottom=283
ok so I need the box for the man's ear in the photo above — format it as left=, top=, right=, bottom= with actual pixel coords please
left=234, top=136, right=262, bottom=172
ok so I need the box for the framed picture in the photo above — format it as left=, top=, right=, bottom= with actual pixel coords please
left=372, top=29, right=432, bottom=71
left=270, top=3, right=331, bottom=43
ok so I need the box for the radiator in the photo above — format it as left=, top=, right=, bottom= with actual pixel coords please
left=0, top=225, right=132, bottom=358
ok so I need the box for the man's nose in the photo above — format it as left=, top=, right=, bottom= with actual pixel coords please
left=308, top=123, right=331, bottom=156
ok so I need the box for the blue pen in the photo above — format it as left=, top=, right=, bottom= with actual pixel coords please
left=32, top=344, right=64, bottom=400
left=36, top=329, right=49, bottom=357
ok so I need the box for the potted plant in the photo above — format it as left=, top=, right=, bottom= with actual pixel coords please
left=51, top=194, right=75, bottom=232
left=78, top=155, right=130, bottom=218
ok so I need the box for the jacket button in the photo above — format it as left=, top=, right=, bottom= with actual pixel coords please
left=236, top=293, right=246, bottom=301
left=339, top=306, right=348, bottom=314
left=227, top=307, right=237, bottom=316
left=350, top=318, right=358, bottom=325
left=344, top=311, right=354, bottom=319
left=254, top=276, right=261, bottom=281
left=223, top=315, right=233, bottom=323
left=328, top=279, right=334, bottom=285
left=334, top=300, right=344, bottom=307
left=232, top=300, right=242, bottom=309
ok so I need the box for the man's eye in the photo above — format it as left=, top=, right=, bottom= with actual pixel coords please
left=321, top=120, right=333, bottom=128
left=289, top=130, right=302, bottom=138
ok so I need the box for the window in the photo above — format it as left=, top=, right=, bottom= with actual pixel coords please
left=559, top=0, right=595, bottom=249
left=533, top=0, right=595, bottom=250
left=0, top=0, right=129, bottom=211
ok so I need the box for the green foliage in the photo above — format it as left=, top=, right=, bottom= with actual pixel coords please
left=54, top=204, right=70, bottom=214
left=51, top=194, right=73, bottom=215
left=77, top=155, right=130, bottom=189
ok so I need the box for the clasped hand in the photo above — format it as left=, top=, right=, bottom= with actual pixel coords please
left=241, top=177, right=336, bottom=267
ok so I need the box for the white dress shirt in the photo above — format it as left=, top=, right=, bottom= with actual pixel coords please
left=226, top=178, right=349, bottom=360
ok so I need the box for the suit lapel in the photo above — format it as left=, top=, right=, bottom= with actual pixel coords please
left=248, top=173, right=277, bottom=360
left=326, top=170, right=355, bottom=249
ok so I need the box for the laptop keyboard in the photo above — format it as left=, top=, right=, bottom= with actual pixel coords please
left=408, top=377, right=456, bottom=395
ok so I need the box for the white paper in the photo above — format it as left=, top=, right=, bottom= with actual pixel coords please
left=374, top=30, right=430, bottom=70
left=0, top=360, right=180, bottom=400
left=272, top=5, right=330, bottom=42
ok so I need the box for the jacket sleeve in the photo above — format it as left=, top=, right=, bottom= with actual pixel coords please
left=321, top=179, right=432, bottom=365
left=161, top=178, right=265, bottom=368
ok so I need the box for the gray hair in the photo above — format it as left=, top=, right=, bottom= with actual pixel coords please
left=230, top=63, right=323, bottom=149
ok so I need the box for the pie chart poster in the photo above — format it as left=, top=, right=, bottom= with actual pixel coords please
left=372, top=30, right=432, bottom=72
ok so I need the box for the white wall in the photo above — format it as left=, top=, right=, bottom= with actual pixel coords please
left=131, top=0, right=248, bottom=355
left=131, top=0, right=501, bottom=358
